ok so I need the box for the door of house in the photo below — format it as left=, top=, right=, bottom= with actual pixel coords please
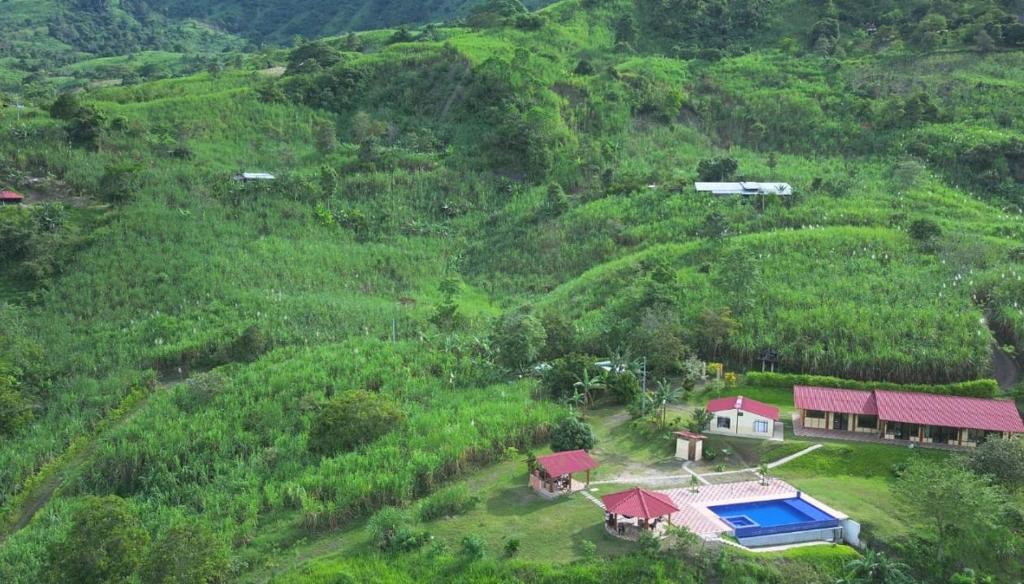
left=832, top=413, right=848, bottom=431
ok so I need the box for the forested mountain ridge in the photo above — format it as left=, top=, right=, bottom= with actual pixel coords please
left=2, top=0, right=1024, bottom=582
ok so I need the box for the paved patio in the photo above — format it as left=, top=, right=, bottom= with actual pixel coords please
left=790, top=413, right=969, bottom=451
left=658, top=478, right=847, bottom=538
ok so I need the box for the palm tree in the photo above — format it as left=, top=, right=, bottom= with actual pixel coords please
left=758, top=463, right=770, bottom=486
left=844, top=549, right=914, bottom=584
left=653, top=379, right=682, bottom=428
left=573, top=368, right=606, bottom=411
left=564, top=385, right=586, bottom=413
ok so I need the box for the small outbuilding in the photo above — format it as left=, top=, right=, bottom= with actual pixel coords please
left=0, top=190, right=24, bottom=205
left=602, top=487, right=679, bottom=538
left=673, top=430, right=705, bottom=461
left=529, top=449, right=598, bottom=497
left=706, top=395, right=780, bottom=439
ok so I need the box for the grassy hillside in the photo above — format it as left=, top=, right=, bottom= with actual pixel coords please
left=2, top=0, right=1024, bottom=582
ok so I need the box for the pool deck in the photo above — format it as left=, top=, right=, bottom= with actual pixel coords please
left=659, top=478, right=847, bottom=539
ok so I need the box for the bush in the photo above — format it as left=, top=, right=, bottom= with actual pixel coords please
left=541, top=353, right=599, bottom=401
left=491, top=307, right=546, bottom=370
left=503, top=537, right=521, bottom=558
left=48, top=496, right=150, bottom=584
left=308, top=390, right=406, bottom=456
left=743, top=372, right=998, bottom=398
left=140, top=522, right=229, bottom=584
left=417, top=485, right=480, bottom=521
left=460, top=534, right=486, bottom=560
left=967, top=438, right=1024, bottom=490
left=550, top=416, right=596, bottom=452
left=366, top=507, right=429, bottom=553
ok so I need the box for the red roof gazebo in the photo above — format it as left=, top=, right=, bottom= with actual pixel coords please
left=0, top=190, right=24, bottom=204
left=602, top=487, right=680, bottom=537
left=530, top=450, right=598, bottom=496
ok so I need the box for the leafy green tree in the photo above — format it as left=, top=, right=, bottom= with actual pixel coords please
left=50, top=92, right=83, bottom=120
left=550, top=415, right=596, bottom=452
left=308, top=390, right=405, bottom=456
left=140, top=522, right=229, bottom=584
left=99, top=161, right=144, bottom=204
left=908, top=218, right=941, bottom=242
left=696, top=157, right=738, bottom=181
left=653, top=379, right=682, bottom=428
left=544, top=182, right=569, bottom=215
left=572, top=368, right=607, bottom=411
left=698, top=307, right=738, bottom=360
left=541, top=353, right=599, bottom=401
left=967, top=438, right=1024, bottom=490
left=843, top=549, right=913, bottom=584
left=895, top=460, right=1016, bottom=579
left=687, top=407, right=713, bottom=433
left=49, top=495, right=150, bottom=584
left=491, top=307, right=545, bottom=370
left=0, top=358, right=33, bottom=437
left=460, top=533, right=486, bottom=560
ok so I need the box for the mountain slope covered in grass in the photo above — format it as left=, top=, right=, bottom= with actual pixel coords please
left=2, top=0, right=1024, bottom=582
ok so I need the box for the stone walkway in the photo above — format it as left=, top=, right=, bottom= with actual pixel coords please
left=790, top=414, right=969, bottom=451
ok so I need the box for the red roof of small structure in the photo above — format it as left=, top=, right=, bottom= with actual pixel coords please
left=873, top=390, right=1024, bottom=433
left=673, top=430, right=705, bottom=440
left=706, top=395, right=779, bottom=421
left=601, top=487, right=679, bottom=518
left=794, top=386, right=878, bottom=415
left=536, top=449, right=598, bottom=477
left=0, top=190, right=23, bottom=201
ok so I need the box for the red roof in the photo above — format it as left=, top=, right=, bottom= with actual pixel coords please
left=794, top=386, right=877, bottom=415
left=794, top=386, right=1024, bottom=433
left=673, top=430, right=705, bottom=440
left=601, top=487, right=679, bottom=518
left=0, top=190, right=23, bottom=202
left=536, top=449, right=598, bottom=477
left=873, top=390, right=1024, bottom=433
left=706, top=395, right=779, bottom=421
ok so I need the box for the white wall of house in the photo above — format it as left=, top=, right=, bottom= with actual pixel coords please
left=707, top=409, right=775, bottom=438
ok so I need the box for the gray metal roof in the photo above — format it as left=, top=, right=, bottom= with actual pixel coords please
left=694, top=182, right=792, bottom=196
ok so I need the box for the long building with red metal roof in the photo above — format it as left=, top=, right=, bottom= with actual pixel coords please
left=794, top=385, right=1023, bottom=447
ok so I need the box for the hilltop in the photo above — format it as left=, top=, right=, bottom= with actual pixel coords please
left=2, top=0, right=1024, bottom=582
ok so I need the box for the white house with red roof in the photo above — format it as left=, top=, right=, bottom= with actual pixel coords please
left=794, top=385, right=1024, bottom=447
left=705, top=395, right=781, bottom=439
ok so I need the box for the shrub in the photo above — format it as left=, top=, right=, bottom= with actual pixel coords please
left=460, top=534, right=486, bottom=560
left=366, top=507, right=429, bottom=553
left=48, top=496, right=150, bottom=584
left=491, top=307, right=546, bottom=370
left=967, top=438, right=1024, bottom=490
left=417, top=485, right=480, bottom=521
left=743, top=372, right=997, bottom=398
left=550, top=416, right=596, bottom=452
left=308, top=390, right=406, bottom=456
left=140, top=522, right=229, bottom=584
left=541, top=353, right=599, bottom=401
left=696, top=157, right=738, bottom=181
left=503, top=537, right=521, bottom=558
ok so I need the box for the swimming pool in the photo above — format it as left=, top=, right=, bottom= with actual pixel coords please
left=708, top=496, right=839, bottom=538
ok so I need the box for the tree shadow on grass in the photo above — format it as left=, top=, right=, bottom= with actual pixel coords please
left=483, top=485, right=574, bottom=517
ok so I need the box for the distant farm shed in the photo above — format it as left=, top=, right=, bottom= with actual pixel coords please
left=0, top=190, right=24, bottom=204
left=233, top=172, right=276, bottom=182
left=694, top=182, right=793, bottom=196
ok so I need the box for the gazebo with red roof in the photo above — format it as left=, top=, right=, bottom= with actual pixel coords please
left=0, top=190, right=24, bottom=205
left=602, top=487, right=680, bottom=538
left=529, top=449, right=598, bottom=496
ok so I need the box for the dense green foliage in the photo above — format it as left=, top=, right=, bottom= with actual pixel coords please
left=549, top=415, right=597, bottom=451
left=47, top=495, right=150, bottom=584
left=308, top=389, right=406, bottom=456
left=744, top=372, right=1000, bottom=397
left=2, top=0, right=1024, bottom=581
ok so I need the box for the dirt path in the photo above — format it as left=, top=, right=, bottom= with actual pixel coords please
left=992, top=342, right=1020, bottom=390
left=0, top=379, right=179, bottom=543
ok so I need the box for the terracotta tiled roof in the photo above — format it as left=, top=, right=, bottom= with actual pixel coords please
left=706, top=395, right=780, bottom=421
left=602, top=487, right=679, bottom=519
left=794, top=386, right=878, bottom=415
left=536, top=449, right=598, bottom=477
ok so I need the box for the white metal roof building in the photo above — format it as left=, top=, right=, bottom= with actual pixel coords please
left=694, top=182, right=793, bottom=196
left=234, top=172, right=276, bottom=181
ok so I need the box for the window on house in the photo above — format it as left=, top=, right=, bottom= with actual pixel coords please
left=856, top=415, right=878, bottom=429
left=805, top=410, right=825, bottom=420
left=716, top=417, right=731, bottom=429
left=754, top=420, right=769, bottom=433
left=968, top=428, right=986, bottom=443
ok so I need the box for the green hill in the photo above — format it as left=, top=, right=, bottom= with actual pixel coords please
left=2, top=0, right=1024, bottom=582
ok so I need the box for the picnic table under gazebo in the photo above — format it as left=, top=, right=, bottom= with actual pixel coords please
left=529, top=449, right=598, bottom=497
left=602, top=487, right=680, bottom=539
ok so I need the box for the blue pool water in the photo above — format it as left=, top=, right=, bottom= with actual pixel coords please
left=709, top=497, right=835, bottom=529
